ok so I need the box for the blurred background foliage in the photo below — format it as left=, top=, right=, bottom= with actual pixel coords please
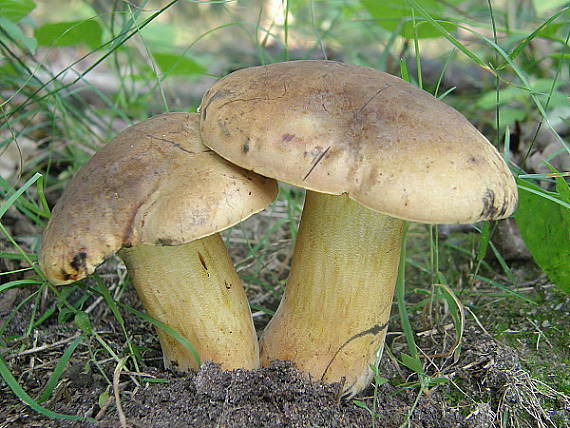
left=2, top=0, right=568, bottom=289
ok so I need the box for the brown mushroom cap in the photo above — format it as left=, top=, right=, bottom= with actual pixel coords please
left=200, top=60, right=517, bottom=224
left=41, top=112, right=277, bottom=284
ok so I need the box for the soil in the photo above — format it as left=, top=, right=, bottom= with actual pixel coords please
left=2, top=281, right=568, bottom=427
left=1, top=211, right=569, bottom=427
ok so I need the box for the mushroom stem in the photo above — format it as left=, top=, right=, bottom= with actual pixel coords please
left=260, top=191, right=404, bottom=396
left=120, top=233, right=259, bottom=370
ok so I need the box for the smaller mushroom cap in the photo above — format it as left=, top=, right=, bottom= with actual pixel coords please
left=40, top=113, right=277, bottom=285
left=200, top=60, right=517, bottom=224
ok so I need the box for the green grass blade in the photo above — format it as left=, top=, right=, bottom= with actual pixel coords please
left=405, top=0, right=487, bottom=69
left=509, top=7, right=569, bottom=61
left=0, top=352, right=95, bottom=422
left=0, top=279, right=43, bottom=292
left=411, top=8, right=422, bottom=89
left=395, top=223, right=418, bottom=359
left=37, top=335, right=84, bottom=403
left=0, top=172, right=42, bottom=220
left=117, top=302, right=201, bottom=367
left=473, top=275, right=536, bottom=304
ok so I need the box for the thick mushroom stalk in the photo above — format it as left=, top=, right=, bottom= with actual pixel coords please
left=260, top=191, right=404, bottom=395
left=121, top=234, right=258, bottom=370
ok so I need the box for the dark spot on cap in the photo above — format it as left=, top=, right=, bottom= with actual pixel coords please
left=469, top=156, right=479, bottom=164
left=497, top=192, right=512, bottom=218
left=198, top=252, right=208, bottom=272
left=243, top=142, right=249, bottom=153
left=155, top=238, right=176, bottom=246
left=61, top=269, right=74, bottom=281
left=482, top=188, right=515, bottom=220
left=480, top=188, right=499, bottom=219
left=70, top=252, right=87, bottom=272
left=225, top=281, right=231, bottom=290
left=281, top=133, right=295, bottom=142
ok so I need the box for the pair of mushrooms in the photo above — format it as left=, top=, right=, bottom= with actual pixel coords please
left=40, top=60, right=517, bottom=397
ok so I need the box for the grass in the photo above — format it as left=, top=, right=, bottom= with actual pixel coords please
left=1, top=0, right=569, bottom=426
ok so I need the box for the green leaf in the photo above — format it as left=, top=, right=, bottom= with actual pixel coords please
left=151, top=51, right=206, bottom=76
left=98, top=389, right=110, bottom=408
left=0, top=0, right=35, bottom=22
left=35, top=19, right=102, bottom=49
left=0, top=17, right=37, bottom=53
left=361, top=0, right=456, bottom=39
left=538, top=23, right=565, bottom=39
left=353, top=400, right=371, bottom=411
left=373, top=374, right=389, bottom=387
left=74, top=311, right=93, bottom=334
left=476, top=87, right=528, bottom=109
left=476, top=80, right=566, bottom=111
left=477, top=221, right=491, bottom=262
left=557, top=176, right=570, bottom=202
left=399, top=58, right=410, bottom=82
left=515, top=178, right=570, bottom=293
left=496, top=108, right=527, bottom=129
left=400, top=352, right=424, bottom=374
left=139, top=22, right=176, bottom=48
left=550, top=53, right=570, bottom=60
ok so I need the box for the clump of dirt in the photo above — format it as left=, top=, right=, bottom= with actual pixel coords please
left=115, top=361, right=370, bottom=428
left=2, top=360, right=372, bottom=427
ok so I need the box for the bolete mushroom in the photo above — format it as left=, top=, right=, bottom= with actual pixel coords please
left=199, top=61, right=518, bottom=395
left=40, top=112, right=277, bottom=370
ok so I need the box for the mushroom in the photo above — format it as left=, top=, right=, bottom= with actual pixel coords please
left=40, top=112, right=277, bottom=370
left=199, top=60, right=518, bottom=395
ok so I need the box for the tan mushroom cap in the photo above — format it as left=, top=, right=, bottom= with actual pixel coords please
left=41, top=112, right=277, bottom=285
left=200, top=60, right=517, bottom=224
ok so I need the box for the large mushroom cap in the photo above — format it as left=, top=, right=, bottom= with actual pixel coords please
left=41, top=112, right=277, bottom=285
left=200, top=60, right=517, bottom=224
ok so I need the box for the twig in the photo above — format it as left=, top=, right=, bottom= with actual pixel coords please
left=113, top=357, right=129, bottom=428
left=13, top=333, right=82, bottom=358
left=28, top=330, right=39, bottom=371
left=526, top=317, right=553, bottom=350
left=84, top=281, right=119, bottom=314
left=95, top=392, right=113, bottom=420
left=464, top=306, right=504, bottom=347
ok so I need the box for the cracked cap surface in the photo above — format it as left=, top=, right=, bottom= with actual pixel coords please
left=200, top=60, right=517, bottom=224
left=40, top=113, right=278, bottom=285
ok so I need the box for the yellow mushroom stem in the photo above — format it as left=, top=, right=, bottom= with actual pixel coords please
left=260, top=191, right=404, bottom=396
left=120, top=233, right=259, bottom=371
